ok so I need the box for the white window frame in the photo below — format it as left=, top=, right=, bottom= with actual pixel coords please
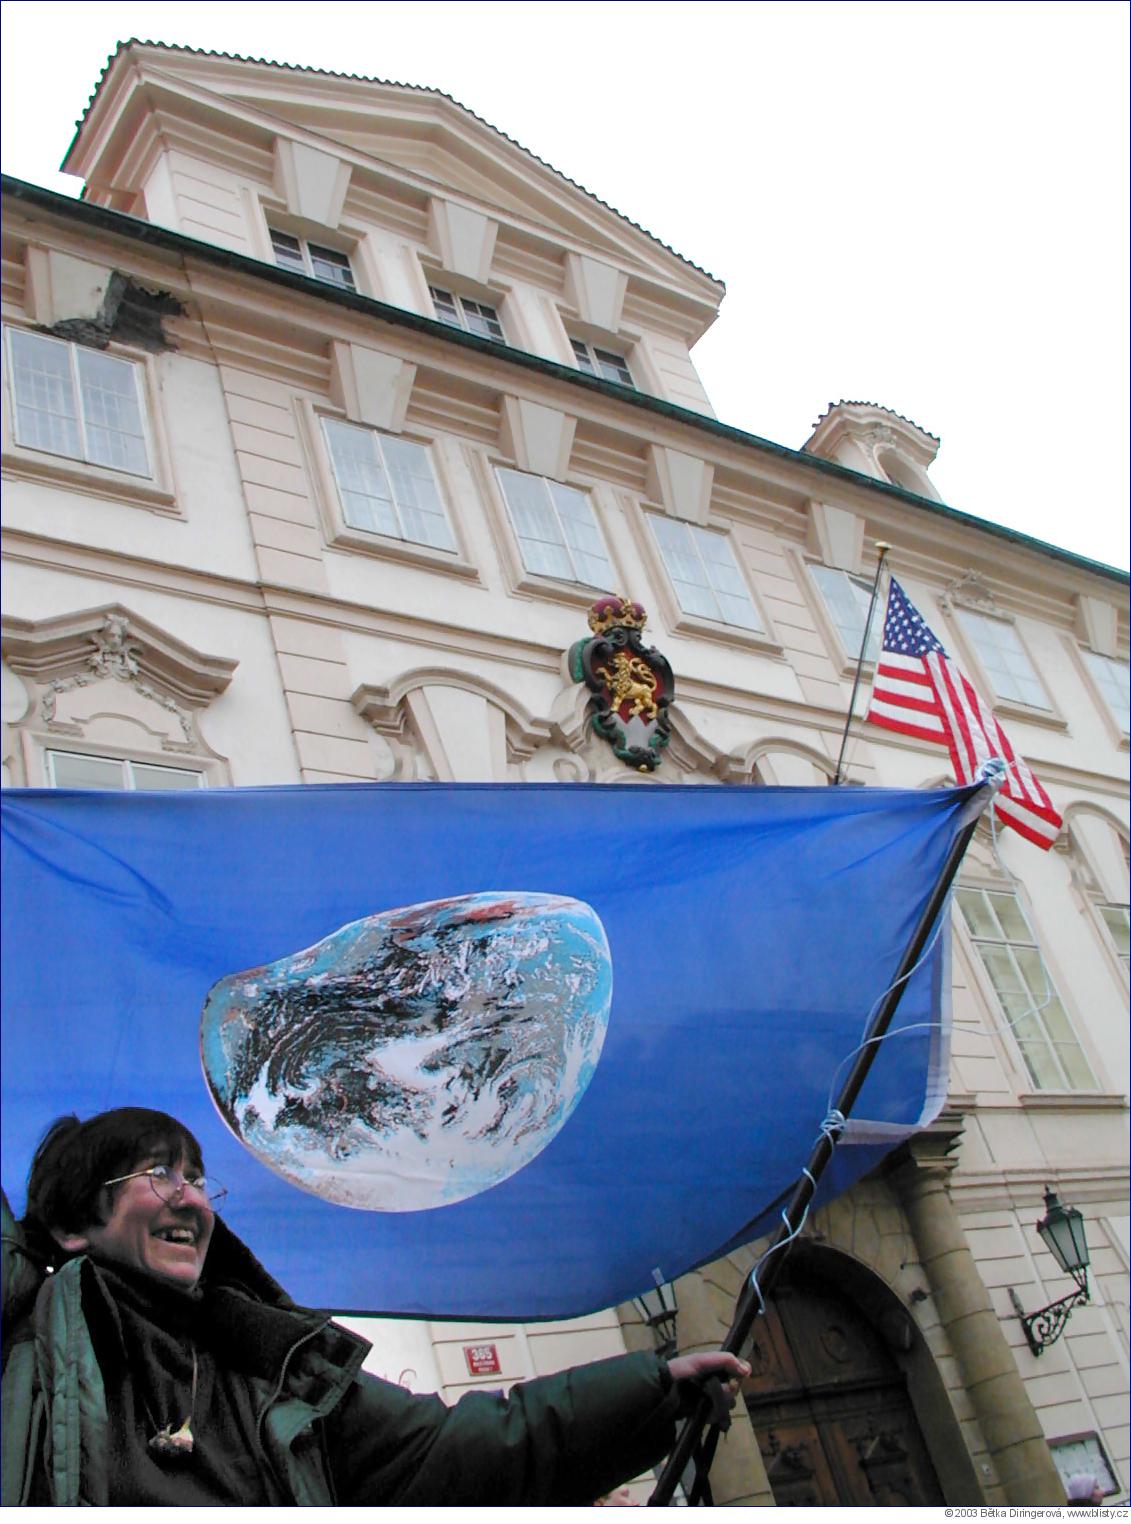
left=493, top=466, right=615, bottom=591
left=2, top=324, right=175, bottom=513
left=648, top=514, right=765, bottom=635
left=428, top=285, right=506, bottom=343
left=569, top=337, right=635, bottom=388
left=1063, top=812, right=1130, bottom=988
left=5, top=326, right=151, bottom=476
left=1080, top=649, right=1130, bottom=739
left=45, top=749, right=205, bottom=791
left=956, top=884, right=1097, bottom=1092
left=321, top=417, right=457, bottom=553
left=295, top=400, right=477, bottom=577
left=954, top=609, right=1051, bottom=712
left=809, top=564, right=882, bottom=667
left=269, top=228, right=356, bottom=290
left=1097, top=902, right=1130, bottom=974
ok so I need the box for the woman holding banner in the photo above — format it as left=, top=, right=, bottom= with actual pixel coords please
left=2, top=1107, right=746, bottom=1507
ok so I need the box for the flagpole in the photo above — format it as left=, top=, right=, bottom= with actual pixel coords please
left=648, top=767, right=1003, bottom=1507
left=832, top=543, right=891, bottom=785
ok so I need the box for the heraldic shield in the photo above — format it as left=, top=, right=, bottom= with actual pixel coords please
left=569, top=596, right=675, bottom=771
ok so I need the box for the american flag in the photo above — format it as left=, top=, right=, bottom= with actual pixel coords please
left=865, top=578, right=1062, bottom=849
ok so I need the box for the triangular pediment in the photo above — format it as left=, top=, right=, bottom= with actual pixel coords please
left=274, top=110, right=661, bottom=272
left=68, top=44, right=723, bottom=305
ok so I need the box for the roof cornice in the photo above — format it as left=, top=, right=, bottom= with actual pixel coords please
left=3, top=173, right=1127, bottom=590
left=73, top=58, right=718, bottom=328
left=64, top=40, right=725, bottom=294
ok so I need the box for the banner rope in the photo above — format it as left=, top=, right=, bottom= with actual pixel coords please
left=822, top=907, right=951, bottom=1114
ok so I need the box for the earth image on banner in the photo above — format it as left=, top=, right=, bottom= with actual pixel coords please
left=200, top=891, right=612, bottom=1210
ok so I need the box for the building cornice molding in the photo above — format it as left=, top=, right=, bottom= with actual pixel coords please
left=1016, top=1091, right=1130, bottom=1111
left=1, top=603, right=237, bottom=707
left=947, top=1162, right=1130, bottom=1216
left=5, top=175, right=1126, bottom=592
left=3, top=527, right=1127, bottom=799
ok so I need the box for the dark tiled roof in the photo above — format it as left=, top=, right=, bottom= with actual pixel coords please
left=72, top=39, right=725, bottom=288
left=812, top=400, right=941, bottom=443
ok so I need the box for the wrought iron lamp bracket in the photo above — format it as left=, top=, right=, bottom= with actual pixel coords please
left=1009, top=1270, right=1089, bottom=1357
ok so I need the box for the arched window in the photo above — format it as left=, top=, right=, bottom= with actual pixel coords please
left=1064, top=808, right=1130, bottom=979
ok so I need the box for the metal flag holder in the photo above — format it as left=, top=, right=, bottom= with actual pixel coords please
left=648, top=761, right=1006, bottom=1507
left=833, top=541, right=889, bottom=787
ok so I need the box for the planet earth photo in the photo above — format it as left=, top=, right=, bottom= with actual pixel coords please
left=200, top=891, right=612, bottom=1210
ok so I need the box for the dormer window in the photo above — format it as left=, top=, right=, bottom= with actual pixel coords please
left=270, top=229, right=355, bottom=290
left=569, top=338, right=634, bottom=388
left=428, top=287, right=504, bottom=342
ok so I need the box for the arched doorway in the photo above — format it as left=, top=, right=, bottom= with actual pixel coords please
left=742, top=1256, right=944, bottom=1506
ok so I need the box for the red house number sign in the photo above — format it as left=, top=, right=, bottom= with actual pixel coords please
left=463, top=1342, right=502, bottom=1376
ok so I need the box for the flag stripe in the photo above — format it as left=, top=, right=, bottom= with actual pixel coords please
left=993, top=793, right=1062, bottom=846
left=873, top=673, right=938, bottom=703
left=867, top=701, right=948, bottom=743
left=863, top=579, right=1062, bottom=850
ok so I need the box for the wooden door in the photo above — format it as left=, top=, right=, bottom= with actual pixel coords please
left=742, top=1269, right=944, bottom=1506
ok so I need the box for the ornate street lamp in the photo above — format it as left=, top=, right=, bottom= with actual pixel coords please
left=1009, top=1189, right=1090, bottom=1356
left=633, top=1273, right=679, bottom=1360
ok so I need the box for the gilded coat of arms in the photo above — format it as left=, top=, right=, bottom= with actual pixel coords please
left=568, top=596, right=674, bottom=771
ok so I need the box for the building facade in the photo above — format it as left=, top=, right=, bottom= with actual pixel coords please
left=1, top=42, right=1127, bottom=1506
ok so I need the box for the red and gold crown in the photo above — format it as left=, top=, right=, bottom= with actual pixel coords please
left=587, top=595, right=648, bottom=634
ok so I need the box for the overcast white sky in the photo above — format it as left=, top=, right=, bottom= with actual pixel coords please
left=2, top=1, right=1127, bottom=572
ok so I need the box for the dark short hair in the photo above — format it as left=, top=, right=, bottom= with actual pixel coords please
left=24, top=1107, right=205, bottom=1239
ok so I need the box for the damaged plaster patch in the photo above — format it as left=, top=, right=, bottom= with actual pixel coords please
left=47, top=272, right=183, bottom=352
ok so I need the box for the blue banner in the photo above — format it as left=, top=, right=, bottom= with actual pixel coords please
left=1, top=782, right=975, bottom=1319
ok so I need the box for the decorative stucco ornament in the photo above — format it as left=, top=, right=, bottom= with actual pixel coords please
left=568, top=595, right=674, bottom=771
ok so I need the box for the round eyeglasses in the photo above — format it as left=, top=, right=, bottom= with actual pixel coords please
left=102, top=1164, right=227, bottom=1205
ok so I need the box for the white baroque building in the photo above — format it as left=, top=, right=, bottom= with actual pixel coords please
left=1, top=41, right=1127, bottom=1507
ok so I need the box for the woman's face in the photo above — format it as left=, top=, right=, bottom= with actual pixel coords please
left=55, top=1151, right=215, bottom=1291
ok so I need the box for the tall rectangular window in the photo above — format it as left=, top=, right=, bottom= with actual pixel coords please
left=322, top=419, right=455, bottom=550
left=810, top=565, right=881, bottom=662
left=1083, top=651, right=1130, bottom=733
left=7, top=328, right=150, bottom=476
left=956, top=886, right=1096, bottom=1090
left=47, top=751, right=203, bottom=790
left=495, top=467, right=612, bottom=587
left=649, top=516, right=763, bottom=631
left=957, top=611, right=1048, bottom=708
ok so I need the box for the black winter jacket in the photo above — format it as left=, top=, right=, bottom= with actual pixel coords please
left=1, top=1197, right=680, bottom=1506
